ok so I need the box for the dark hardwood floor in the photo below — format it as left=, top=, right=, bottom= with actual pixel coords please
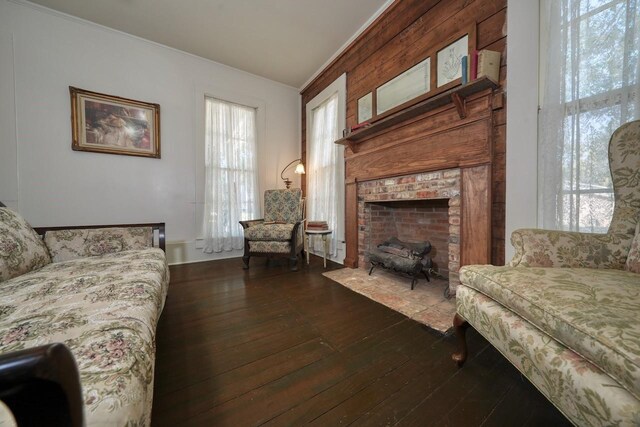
left=151, top=256, right=570, bottom=426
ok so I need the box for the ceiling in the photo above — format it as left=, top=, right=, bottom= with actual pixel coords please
left=28, top=0, right=390, bottom=88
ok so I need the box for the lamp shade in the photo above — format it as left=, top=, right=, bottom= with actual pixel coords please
left=294, top=163, right=306, bottom=174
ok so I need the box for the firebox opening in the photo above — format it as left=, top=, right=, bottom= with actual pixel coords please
left=364, top=198, right=450, bottom=279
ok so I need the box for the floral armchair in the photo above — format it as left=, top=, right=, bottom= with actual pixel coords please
left=453, top=120, right=640, bottom=426
left=509, top=119, right=640, bottom=270
left=240, top=188, right=305, bottom=271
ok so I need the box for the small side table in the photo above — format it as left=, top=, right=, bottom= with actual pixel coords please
left=305, top=229, right=333, bottom=268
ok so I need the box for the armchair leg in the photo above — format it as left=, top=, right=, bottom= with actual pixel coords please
left=242, top=238, right=250, bottom=269
left=452, top=313, right=470, bottom=367
left=290, top=256, right=299, bottom=272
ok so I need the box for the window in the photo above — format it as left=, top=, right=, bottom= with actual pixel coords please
left=202, top=97, right=259, bottom=253
left=306, top=74, right=346, bottom=262
left=538, top=0, right=639, bottom=232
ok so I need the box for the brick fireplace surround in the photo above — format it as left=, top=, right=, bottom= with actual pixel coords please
left=359, top=169, right=461, bottom=287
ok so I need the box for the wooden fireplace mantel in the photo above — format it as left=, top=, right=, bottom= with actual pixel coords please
left=335, top=77, right=498, bottom=153
left=342, top=84, right=497, bottom=271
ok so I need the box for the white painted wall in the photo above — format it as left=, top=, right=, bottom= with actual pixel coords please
left=505, top=0, right=540, bottom=261
left=0, top=0, right=301, bottom=264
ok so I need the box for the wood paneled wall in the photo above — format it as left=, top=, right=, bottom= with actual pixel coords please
left=301, top=0, right=507, bottom=266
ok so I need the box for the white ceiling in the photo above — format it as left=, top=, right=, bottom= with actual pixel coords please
left=27, top=0, right=390, bottom=88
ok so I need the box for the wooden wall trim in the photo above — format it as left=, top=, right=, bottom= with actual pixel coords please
left=461, top=165, right=492, bottom=265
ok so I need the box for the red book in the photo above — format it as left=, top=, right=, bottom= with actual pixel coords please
left=351, top=122, right=371, bottom=131
left=471, top=50, right=478, bottom=80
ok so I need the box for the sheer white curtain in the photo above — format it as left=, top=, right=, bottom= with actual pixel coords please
left=539, top=0, right=640, bottom=232
left=307, top=92, right=344, bottom=256
left=202, top=97, right=259, bottom=253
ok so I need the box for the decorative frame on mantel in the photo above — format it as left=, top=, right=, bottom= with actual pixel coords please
left=352, top=24, right=477, bottom=128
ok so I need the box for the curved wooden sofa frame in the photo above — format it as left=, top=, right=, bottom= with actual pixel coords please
left=0, top=343, right=84, bottom=427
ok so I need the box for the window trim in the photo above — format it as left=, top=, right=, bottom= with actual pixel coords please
left=305, top=73, right=346, bottom=263
left=195, top=85, right=266, bottom=241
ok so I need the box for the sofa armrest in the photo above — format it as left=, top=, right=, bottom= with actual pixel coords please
left=0, top=343, right=84, bottom=427
left=510, top=228, right=629, bottom=269
left=239, top=219, right=265, bottom=229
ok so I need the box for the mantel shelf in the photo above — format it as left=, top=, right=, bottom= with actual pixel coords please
left=335, top=76, right=499, bottom=149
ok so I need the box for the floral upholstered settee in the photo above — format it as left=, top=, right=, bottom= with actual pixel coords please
left=0, top=207, right=169, bottom=426
left=453, top=120, right=640, bottom=426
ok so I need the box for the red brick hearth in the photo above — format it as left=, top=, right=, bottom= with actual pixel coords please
left=358, top=169, right=462, bottom=290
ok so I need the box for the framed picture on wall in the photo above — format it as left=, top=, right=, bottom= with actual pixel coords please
left=357, top=92, right=373, bottom=123
left=436, top=34, right=469, bottom=87
left=70, top=87, right=161, bottom=158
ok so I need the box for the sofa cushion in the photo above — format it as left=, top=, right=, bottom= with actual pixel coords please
left=0, top=208, right=51, bottom=282
left=44, top=227, right=153, bottom=262
left=0, top=248, right=169, bottom=426
left=456, top=285, right=640, bottom=426
left=243, top=223, right=294, bottom=241
left=626, top=222, right=640, bottom=273
left=459, top=265, right=640, bottom=400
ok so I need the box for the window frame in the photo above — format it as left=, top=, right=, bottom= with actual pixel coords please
left=538, top=0, right=639, bottom=232
left=195, top=85, right=266, bottom=242
left=305, top=73, right=346, bottom=263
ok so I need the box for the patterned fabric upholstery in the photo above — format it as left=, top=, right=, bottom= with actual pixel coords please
left=45, top=227, right=153, bottom=262
left=249, top=241, right=291, bottom=253
left=456, top=121, right=640, bottom=426
left=243, top=223, right=294, bottom=241
left=0, top=248, right=169, bottom=427
left=460, top=265, right=640, bottom=400
left=241, top=189, right=304, bottom=269
left=456, top=285, right=640, bottom=427
left=627, top=222, right=640, bottom=273
left=509, top=228, right=632, bottom=269
left=0, top=208, right=51, bottom=282
left=511, top=120, right=640, bottom=269
left=263, top=188, right=303, bottom=223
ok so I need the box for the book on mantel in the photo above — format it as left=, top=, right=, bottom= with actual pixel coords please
left=477, top=50, right=501, bottom=83
left=307, top=220, right=329, bottom=231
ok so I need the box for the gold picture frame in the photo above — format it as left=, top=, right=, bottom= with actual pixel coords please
left=70, top=87, right=160, bottom=158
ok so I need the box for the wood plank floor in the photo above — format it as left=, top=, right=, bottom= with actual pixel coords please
left=151, top=256, right=570, bottom=426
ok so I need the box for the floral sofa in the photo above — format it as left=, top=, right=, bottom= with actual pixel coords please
left=453, top=120, right=640, bottom=426
left=0, top=207, right=169, bottom=426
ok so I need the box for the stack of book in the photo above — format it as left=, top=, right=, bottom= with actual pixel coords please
left=307, top=221, right=329, bottom=231
left=461, top=49, right=501, bottom=84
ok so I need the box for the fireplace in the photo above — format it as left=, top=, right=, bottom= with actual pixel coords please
left=358, top=169, right=462, bottom=291
left=341, top=89, right=497, bottom=296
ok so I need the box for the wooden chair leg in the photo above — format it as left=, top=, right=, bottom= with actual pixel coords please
left=451, top=313, right=470, bottom=367
left=290, top=256, right=299, bottom=272
left=242, top=239, right=250, bottom=269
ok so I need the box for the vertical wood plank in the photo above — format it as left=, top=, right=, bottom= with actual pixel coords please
left=344, top=181, right=358, bottom=267
left=461, top=164, right=492, bottom=265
